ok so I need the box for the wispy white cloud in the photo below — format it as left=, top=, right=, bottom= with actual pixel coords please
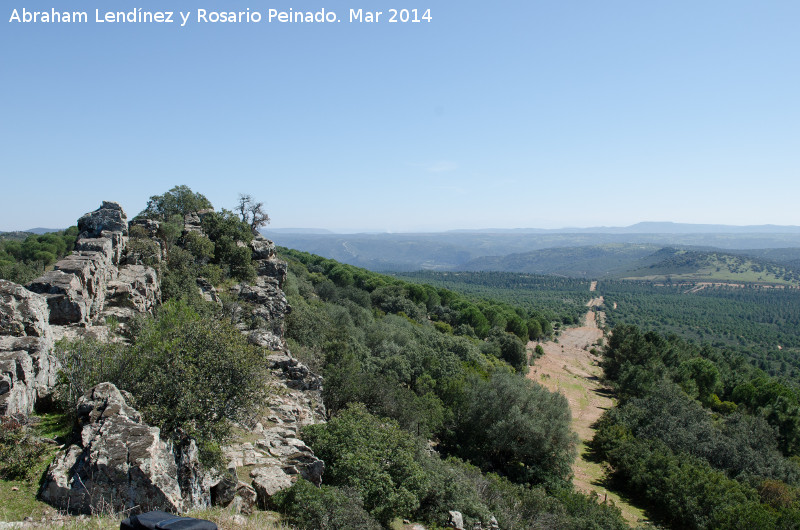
left=435, top=184, right=468, bottom=194
left=425, top=161, right=459, bottom=173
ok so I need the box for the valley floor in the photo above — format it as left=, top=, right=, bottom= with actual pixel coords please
left=527, top=297, right=647, bottom=526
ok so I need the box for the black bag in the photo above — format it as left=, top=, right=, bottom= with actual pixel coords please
left=120, top=510, right=218, bottom=530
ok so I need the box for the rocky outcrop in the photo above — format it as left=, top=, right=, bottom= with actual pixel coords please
left=251, top=234, right=287, bottom=288
left=4, top=201, right=328, bottom=519
left=247, top=330, right=283, bottom=351
left=27, top=203, right=131, bottom=326
left=0, top=280, right=52, bottom=341
left=78, top=201, right=128, bottom=238
left=257, top=259, right=288, bottom=289
left=267, top=351, right=322, bottom=391
left=196, top=278, right=222, bottom=306
left=26, top=269, right=92, bottom=326
left=77, top=201, right=127, bottom=266
left=24, top=202, right=159, bottom=327
left=39, top=383, right=185, bottom=515
left=182, top=209, right=213, bottom=237
left=0, top=280, right=57, bottom=416
left=216, top=231, right=326, bottom=509
left=0, top=336, right=58, bottom=416
left=222, top=380, right=325, bottom=509
left=175, top=438, right=213, bottom=510
left=448, top=511, right=465, bottom=530
left=103, top=265, right=160, bottom=322
left=250, top=235, right=275, bottom=261
left=230, top=278, right=290, bottom=337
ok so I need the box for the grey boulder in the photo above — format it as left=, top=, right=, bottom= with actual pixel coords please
left=39, top=383, right=184, bottom=514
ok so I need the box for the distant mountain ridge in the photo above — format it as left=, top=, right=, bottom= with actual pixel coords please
left=266, top=222, right=800, bottom=236
left=266, top=229, right=800, bottom=273
left=25, top=227, right=65, bottom=234
left=447, top=222, right=800, bottom=235
left=264, top=228, right=335, bottom=234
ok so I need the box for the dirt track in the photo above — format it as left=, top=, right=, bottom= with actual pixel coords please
left=528, top=299, right=606, bottom=442
left=527, top=297, right=644, bottom=524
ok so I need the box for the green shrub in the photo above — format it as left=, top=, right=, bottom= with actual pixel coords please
left=303, top=404, right=429, bottom=525
left=54, top=300, right=269, bottom=465
left=273, top=479, right=380, bottom=529
left=120, top=300, right=269, bottom=459
left=53, top=338, right=126, bottom=420
left=0, top=417, right=48, bottom=480
left=446, top=372, right=576, bottom=488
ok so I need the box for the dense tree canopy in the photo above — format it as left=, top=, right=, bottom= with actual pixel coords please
left=138, top=185, right=214, bottom=220
left=0, top=227, right=78, bottom=283
left=593, top=324, right=800, bottom=528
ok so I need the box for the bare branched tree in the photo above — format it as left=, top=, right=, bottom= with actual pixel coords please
left=236, top=193, right=271, bottom=234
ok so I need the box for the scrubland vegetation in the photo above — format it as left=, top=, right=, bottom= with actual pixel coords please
left=277, top=248, right=627, bottom=527
left=593, top=324, right=800, bottom=528
left=0, top=227, right=78, bottom=284
left=601, top=281, right=800, bottom=378
left=6, top=186, right=800, bottom=528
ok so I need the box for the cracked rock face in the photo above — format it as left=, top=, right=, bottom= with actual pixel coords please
left=0, top=280, right=57, bottom=416
left=102, top=265, right=161, bottom=321
left=77, top=201, right=128, bottom=238
left=0, top=280, right=52, bottom=341
left=222, top=385, right=325, bottom=509
left=0, top=336, right=57, bottom=416
left=26, top=202, right=134, bottom=326
left=39, top=383, right=184, bottom=515
left=250, top=236, right=276, bottom=261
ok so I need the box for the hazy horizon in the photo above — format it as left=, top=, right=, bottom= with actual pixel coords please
left=7, top=217, right=800, bottom=236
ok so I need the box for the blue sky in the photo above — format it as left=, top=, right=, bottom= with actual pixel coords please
left=2, top=1, right=799, bottom=232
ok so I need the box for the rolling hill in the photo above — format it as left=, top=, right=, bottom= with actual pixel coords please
left=621, top=248, right=800, bottom=285
left=264, top=229, right=800, bottom=273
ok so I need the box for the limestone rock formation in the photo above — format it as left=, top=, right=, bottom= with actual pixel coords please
left=129, top=217, right=160, bottom=238
left=222, top=382, right=325, bottom=509
left=247, top=330, right=283, bottom=351
left=230, top=280, right=290, bottom=335
left=39, top=383, right=185, bottom=515
left=0, top=280, right=52, bottom=341
left=26, top=269, right=92, bottom=326
left=250, top=234, right=287, bottom=288
left=77, top=201, right=128, bottom=238
left=267, top=351, right=322, bottom=391
left=3, top=200, right=328, bottom=520
left=103, top=265, right=160, bottom=322
left=250, top=235, right=276, bottom=261
left=27, top=203, right=129, bottom=326
left=175, top=438, right=212, bottom=510
left=257, top=259, right=288, bottom=289
left=196, top=278, right=222, bottom=306
left=0, top=336, right=58, bottom=416
left=183, top=212, right=205, bottom=235
left=0, top=280, right=57, bottom=416
left=77, top=201, right=128, bottom=265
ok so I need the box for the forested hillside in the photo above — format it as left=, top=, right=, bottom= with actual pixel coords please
left=0, top=189, right=631, bottom=529
left=273, top=248, right=629, bottom=527
left=622, top=248, right=800, bottom=284
left=396, top=271, right=592, bottom=326
left=601, top=281, right=800, bottom=379
left=593, top=324, right=800, bottom=528
left=0, top=228, right=79, bottom=284
left=461, top=244, right=659, bottom=277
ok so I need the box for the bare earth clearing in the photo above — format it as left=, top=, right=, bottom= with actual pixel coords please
left=527, top=296, right=646, bottom=525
